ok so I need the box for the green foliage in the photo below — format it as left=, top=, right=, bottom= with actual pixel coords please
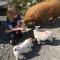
left=9, top=0, right=45, bottom=15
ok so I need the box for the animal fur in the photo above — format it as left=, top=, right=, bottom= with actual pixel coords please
left=13, top=38, right=33, bottom=60
left=33, top=26, right=53, bottom=44
left=24, top=0, right=60, bottom=25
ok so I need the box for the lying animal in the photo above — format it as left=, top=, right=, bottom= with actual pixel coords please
left=33, top=26, right=53, bottom=45
left=24, top=0, right=60, bottom=26
left=13, top=38, right=33, bottom=60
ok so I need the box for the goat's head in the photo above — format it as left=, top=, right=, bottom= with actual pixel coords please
left=35, top=26, right=41, bottom=31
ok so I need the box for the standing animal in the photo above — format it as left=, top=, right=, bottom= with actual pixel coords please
left=33, top=26, right=53, bottom=45
left=13, top=38, right=33, bottom=60
left=24, top=0, right=60, bottom=26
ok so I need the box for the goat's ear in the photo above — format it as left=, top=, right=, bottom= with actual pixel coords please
left=35, top=26, right=41, bottom=28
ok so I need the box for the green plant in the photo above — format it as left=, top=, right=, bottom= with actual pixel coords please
left=9, top=0, right=45, bottom=15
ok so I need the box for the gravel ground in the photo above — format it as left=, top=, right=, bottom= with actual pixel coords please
left=0, top=18, right=60, bottom=60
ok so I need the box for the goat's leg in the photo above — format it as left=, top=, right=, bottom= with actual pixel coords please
left=16, top=57, right=19, bottom=60
left=14, top=51, right=19, bottom=60
left=15, top=55, right=19, bottom=60
left=48, top=37, right=53, bottom=44
left=37, top=39, right=41, bottom=45
left=49, top=37, right=53, bottom=43
left=16, top=58, right=18, bottom=60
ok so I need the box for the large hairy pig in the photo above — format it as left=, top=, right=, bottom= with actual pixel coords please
left=24, top=0, right=60, bottom=25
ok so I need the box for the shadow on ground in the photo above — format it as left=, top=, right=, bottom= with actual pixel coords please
left=40, top=38, right=60, bottom=46
left=18, top=39, right=60, bottom=60
left=25, top=38, right=60, bottom=60
left=21, top=45, right=41, bottom=60
left=0, top=21, right=10, bottom=44
left=41, top=18, right=60, bottom=29
left=18, top=30, right=34, bottom=42
left=29, top=18, right=60, bottom=29
left=0, top=29, right=34, bottom=44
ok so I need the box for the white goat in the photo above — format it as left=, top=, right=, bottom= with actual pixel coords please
left=33, top=26, right=53, bottom=45
left=13, top=38, right=33, bottom=60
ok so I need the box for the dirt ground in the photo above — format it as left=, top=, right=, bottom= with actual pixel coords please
left=0, top=18, right=60, bottom=60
